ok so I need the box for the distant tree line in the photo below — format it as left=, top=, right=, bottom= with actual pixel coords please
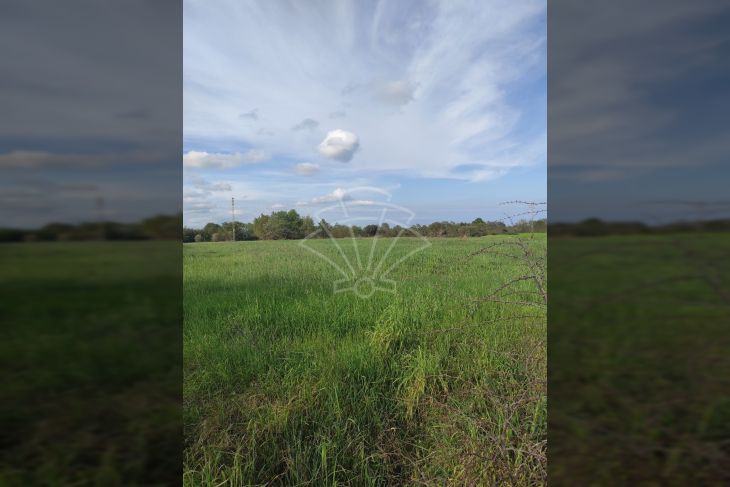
left=184, top=209, right=547, bottom=242
left=550, top=218, right=730, bottom=236
left=17, top=214, right=728, bottom=243
left=0, top=214, right=181, bottom=242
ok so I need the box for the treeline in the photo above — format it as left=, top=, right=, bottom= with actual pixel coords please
left=0, top=214, right=181, bottom=242
left=184, top=209, right=547, bottom=242
left=550, top=218, right=730, bottom=236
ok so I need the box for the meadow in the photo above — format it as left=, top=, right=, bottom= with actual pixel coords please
left=184, top=234, right=546, bottom=485
left=0, top=242, right=181, bottom=486
left=549, top=233, right=730, bottom=485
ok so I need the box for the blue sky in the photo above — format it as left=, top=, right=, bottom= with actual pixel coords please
left=183, top=0, right=546, bottom=226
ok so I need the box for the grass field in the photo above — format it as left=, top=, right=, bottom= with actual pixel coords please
left=0, top=242, right=181, bottom=486
left=184, top=234, right=546, bottom=485
left=549, top=233, right=730, bottom=485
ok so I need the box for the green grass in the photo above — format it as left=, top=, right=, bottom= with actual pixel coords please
left=184, top=234, right=546, bottom=485
left=549, top=233, right=730, bottom=485
left=0, top=242, right=181, bottom=486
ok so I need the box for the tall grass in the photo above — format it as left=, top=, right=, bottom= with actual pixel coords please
left=549, top=233, right=730, bottom=484
left=184, top=235, right=546, bottom=485
left=0, top=242, right=181, bottom=486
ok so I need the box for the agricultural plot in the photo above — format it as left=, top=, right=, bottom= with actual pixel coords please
left=184, top=234, right=546, bottom=485
left=549, top=233, right=730, bottom=485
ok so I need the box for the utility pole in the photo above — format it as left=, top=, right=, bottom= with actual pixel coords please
left=231, top=197, right=235, bottom=242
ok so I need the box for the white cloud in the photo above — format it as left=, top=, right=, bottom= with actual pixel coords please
left=317, top=130, right=360, bottom=162
left=183, top=150, right=270, bottom=169
left=295, top=162, right=320, bottom=176
left=311, top=187, right=351, bottom=204
left=271, top=203, right=285, bottom=209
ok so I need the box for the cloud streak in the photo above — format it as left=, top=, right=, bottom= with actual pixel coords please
left=183, top=150, right=270, bottom=169
left=295, top=162, right=320, bottom=176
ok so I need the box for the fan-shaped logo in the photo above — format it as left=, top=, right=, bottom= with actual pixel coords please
left=298, top=187, right=431, bottom=298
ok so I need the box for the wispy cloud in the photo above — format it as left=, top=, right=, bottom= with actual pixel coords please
left=239, top=108, right=258, bottom=120
left=295, top=162, right=320, bottom=176
left=184, top=0, right=545, bottom=180
left=292, top=118, right=319, bottom=131
left=183, top=150, right=270, bottom=169
left=341, top=79, right=416, bottom=106
left=191, top=176, right=232, bottom=193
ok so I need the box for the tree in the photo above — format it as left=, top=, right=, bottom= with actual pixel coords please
left=203, top=223, right=222, bottom=241
left=242, top=223, right=257, bottom=240
left=377, top=222, right=392, bottom=237
left=301, top=216, right=317, bottom=238
left=486, top=221, right=507, bottom=234
left=181, top=211, right=544, bottom=242
left=221, top=221, right=253, bottom=241
left=142, top=214, right=181, bottom=239
left=428, top=222, right=447, bottom=237
left=253, top=214, right=271, bottom=239
left=318, top=219, right=333, bottom=238
left=470, top=218, right=488, bottom=237
left=267, top=211, right=294, bottom=239
left=253, top=210, right=304, bottom=240
left=285, top=210, right=304, bottom=239
left=183, top=227, right=197, bottom=243
left=37, top=223, right=74, bottom=241
left=363, top=224, right=378, bottom=237
left=331, top=224, right=350, bottom=238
